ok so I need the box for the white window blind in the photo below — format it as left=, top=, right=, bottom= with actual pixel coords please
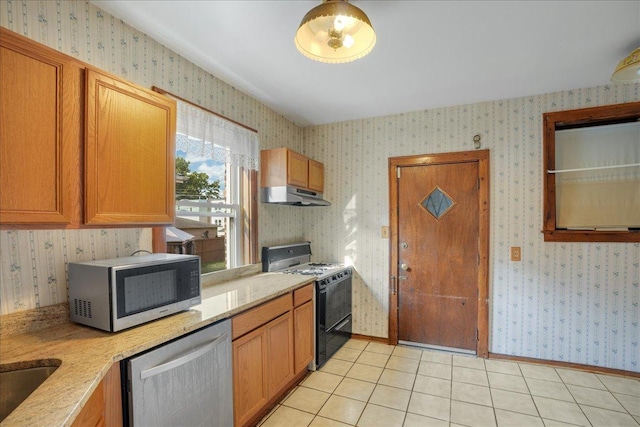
left=554, top=121, right=640, bottom=229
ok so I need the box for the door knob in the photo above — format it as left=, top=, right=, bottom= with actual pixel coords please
left=400, top=263, right=409, bottom=271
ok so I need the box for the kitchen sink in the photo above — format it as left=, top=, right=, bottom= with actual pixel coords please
left=0, top=362, right=60, bottom=422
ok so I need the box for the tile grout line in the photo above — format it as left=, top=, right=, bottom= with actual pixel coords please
left=518, top=361, right=544, bottom=423
left=262, top=341, right=639, bottom=427
left=555, top=365, right=594, bottom=426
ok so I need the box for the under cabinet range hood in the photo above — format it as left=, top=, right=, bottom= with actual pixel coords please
left=260, top=185, right=331, bottom=206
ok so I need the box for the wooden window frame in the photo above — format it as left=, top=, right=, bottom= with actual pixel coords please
left=153, top=164, right=258, bottom=265
left=542, top=101, right=640, bottom=242
left=151, top=87, right=259, bottom=265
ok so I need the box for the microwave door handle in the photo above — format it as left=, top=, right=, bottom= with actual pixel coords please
left=140, top=333, right=228, bottom=380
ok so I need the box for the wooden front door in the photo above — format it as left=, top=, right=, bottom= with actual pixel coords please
left=389, top=150, right=489, bottom=356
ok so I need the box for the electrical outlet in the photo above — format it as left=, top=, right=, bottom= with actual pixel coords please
left=510, top=246, right=521, bottom=261
left=381, top=226, right=389, bottom=239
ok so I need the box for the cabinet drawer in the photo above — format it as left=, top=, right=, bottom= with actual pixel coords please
left=232, top=294, right=292, bottom=340
left=293, top=284, right=314, bottom=307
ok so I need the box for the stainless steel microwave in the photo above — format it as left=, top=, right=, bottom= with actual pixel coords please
left=69, top=253, right=201, bottom=332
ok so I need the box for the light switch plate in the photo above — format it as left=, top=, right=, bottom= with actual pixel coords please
left=381, top=226, right=389, bottom=239
left=510, top=246, right=521, bottom=261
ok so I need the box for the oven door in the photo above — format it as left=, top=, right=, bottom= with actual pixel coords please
left=316, top=274, right=352, bottom=368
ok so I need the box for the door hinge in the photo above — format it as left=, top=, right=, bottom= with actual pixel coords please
left=477, top=178, right=480, bottom=189
left=397, top=167, right=401, bottom=179
left=476, top=330, right=479, bottom=341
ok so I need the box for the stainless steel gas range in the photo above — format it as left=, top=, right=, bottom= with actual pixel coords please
left=262, top=242, right=352, bottom=369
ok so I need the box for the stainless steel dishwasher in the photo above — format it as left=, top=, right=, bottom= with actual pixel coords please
left=123, top=319, right=232, bottom=426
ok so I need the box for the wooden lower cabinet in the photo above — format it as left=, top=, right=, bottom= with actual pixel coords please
left=233, top=325, right=268, bottom=427
left=232, top=285, right=314, bottom=427
left=294, top=300, right=314, bottom=373
left=266, top=312, right=294, bottom=397
left=72, top=363, right=122, bottom=427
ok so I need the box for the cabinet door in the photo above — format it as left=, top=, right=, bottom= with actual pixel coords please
left=294, top=300, right=315, bottom=373
left=0, top=28, right=82, bottom=225
left=266, top=312, right=294, bottom=398
left=233, top=326, right=267, bottom=427
left=308, top=159, right=324, bottom=192
left=102, top=362, right=123, bottom=427
left=287, top=150, right=308, bottom=188
left=71, top=363, right=121, bottom=427
left=85, top=68, right=176, bottom=224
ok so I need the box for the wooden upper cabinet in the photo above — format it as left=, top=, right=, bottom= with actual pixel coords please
left=260, top=148, right=324, bottom=193
left=308, top=159, right=324, bottom=192
left=1, top=28, right=176, bottom=228
left=287, top=150, right=309, bottom=188
left=0, top=28, right=82, bottom=225
left=85, top=68, right=176, bottom=225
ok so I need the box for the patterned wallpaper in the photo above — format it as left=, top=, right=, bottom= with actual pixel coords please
left=0, top=229, right=151, bottom=314
left=0, top=0, right=304, bottom=314
left=1, top=0, right=638, bottom=372
left=302, top=86, right=640, bottom=372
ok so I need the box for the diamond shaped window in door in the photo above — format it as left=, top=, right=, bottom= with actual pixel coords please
left=420, top=186, right=456, bottom=220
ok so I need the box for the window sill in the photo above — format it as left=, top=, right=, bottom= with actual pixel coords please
left=200, top=263, right=262, bottom=287
left=542, top=229, right=640, bottom=243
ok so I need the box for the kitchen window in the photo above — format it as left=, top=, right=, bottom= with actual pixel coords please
left=542, top=102, right=640, bottom=242
left=169, top=96, right=259, bottom=271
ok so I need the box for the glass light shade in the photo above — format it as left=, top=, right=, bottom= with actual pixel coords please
left=610, top=47, right=640, bottom=83
left=295, top=0, right=376, bottom=63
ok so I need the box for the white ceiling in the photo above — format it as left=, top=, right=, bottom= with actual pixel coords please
left=92, top=1, right=639, bottom=127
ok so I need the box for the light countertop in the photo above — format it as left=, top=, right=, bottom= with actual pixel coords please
left=0, top=271, right=314, bottom=426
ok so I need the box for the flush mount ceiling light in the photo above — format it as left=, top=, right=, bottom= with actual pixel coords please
left=295, top=0, right=376, bottom=63
left=610, top=47, right=640, bottom=83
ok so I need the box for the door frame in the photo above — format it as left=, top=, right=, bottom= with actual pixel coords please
left=388, top=150, right=490, bottom=357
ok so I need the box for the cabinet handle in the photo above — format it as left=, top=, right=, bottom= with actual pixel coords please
left=140, top=333, right=228, bottom=380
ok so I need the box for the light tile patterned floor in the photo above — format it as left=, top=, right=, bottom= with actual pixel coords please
left=258, top=339, right=640, bottom=427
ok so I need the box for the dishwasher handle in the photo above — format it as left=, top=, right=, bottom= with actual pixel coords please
left=140, top=332, right=228, bottom=380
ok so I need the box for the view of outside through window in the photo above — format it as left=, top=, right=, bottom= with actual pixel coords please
left=172, top=149, right=231, bottom=274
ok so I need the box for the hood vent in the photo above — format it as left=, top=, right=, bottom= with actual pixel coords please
left=260, top=185, right=330, bottom=206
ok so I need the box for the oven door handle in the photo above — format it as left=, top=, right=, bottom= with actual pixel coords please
left=333, top=317, right=351, bottom=331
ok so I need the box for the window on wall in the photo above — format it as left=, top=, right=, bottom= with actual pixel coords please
left=169, top=98, right=259, bottom=272
left=542, top=102, right=640, bottom=242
